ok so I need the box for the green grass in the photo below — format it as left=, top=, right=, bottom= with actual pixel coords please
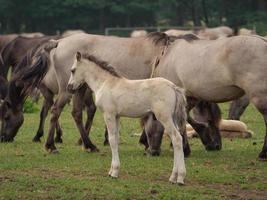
left=0, top=102, right=267, bottom=200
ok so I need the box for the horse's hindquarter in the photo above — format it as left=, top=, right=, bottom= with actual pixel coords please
left=156, top=36, right=267, bottom=102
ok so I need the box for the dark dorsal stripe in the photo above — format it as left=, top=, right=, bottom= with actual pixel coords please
left=169, top=34, right=199, bottom=43
left=82, top=54, right=121, bottom=78
left=146, top=32, right=170, bottom=46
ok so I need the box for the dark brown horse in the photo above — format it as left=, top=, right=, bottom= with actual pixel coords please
left=0, top=36, right=64, bottom=142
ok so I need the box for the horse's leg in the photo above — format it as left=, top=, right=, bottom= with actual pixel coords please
left=251, top=96, right=267, bottom=160
left=72, top=87, right=98, bottom=152
left=158, top=116, right=185, bottom=185
left=84, top=89, right=97, bottom=133
left=33, top=86, right=54, bottom=142
left=228, top=95, right=250, bottom=120
left=104, top=113, right=120, bottom=178
left=103, top=127, right=109, bottom=146
left=77, top=89, right=97, bottom=145
left=44, top=92, right=71, bottom=153
left=54, top=122, right=63, bottom=143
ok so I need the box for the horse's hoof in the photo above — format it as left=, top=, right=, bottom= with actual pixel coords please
left=83, top=147, right=99, bottom=153
left=55, top=137, right=63, bottom=144
left=177, top=181, right=185, bottom=186
left=77, top=139, right=83, bottom=146
left=169, top=179, right=176, bottom=184
left=103, top=140, right=109, bottom=146
left=258, top=151, right=267, bottom=161
left=109, top=174, right=118, bottom=179
left=91, top=147, right=99, bottom=152
left=44, top=144, right=58, bottom=154
left=183, top=147, right=191, bottom=158
left=32, top=137, right=41, bottom=143
left=50, top=149, right=59, bottom=154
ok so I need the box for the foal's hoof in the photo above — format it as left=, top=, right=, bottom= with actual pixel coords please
left=177, top=181, right=185, bottom=186
left=55, top=137, right=63, bottom=144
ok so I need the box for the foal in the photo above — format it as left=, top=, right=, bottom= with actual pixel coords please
left=67, top=52, right=187, bottom=185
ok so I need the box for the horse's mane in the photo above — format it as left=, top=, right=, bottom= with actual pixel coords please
left=169, top=34, right=199, bottom=43
left=146, top=32, right=170, bottom=46
left=82, top=54, right=121, bottom=78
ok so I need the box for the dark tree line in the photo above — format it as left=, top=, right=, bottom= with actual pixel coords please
left=0, top=0, right=267, bottom=35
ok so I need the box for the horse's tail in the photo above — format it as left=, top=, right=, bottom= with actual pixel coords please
left=11, top=40, right=58, bottom=98
left=173, top=87, right=187, bottom=134
left=12, top=40, right=58, bottom=89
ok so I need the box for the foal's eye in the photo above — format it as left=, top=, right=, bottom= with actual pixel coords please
left=71, top=69, right=76, bottom=73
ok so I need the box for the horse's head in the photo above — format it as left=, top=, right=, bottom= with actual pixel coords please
left=67, top=52, right=86, bottom=93
left=0, top=99, right=24, bottom=142
left=140, top=115, right=164, bottom=156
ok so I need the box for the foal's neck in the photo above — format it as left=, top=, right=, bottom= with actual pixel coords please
left=84, top=64, right=120, bottom=93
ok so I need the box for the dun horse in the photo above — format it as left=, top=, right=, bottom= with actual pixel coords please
left=153, top=35, right=267, bottom=160
left=67, top=52, right=187, bottom=184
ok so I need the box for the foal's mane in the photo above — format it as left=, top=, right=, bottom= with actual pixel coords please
left=82, top=54, right=121, bottom=78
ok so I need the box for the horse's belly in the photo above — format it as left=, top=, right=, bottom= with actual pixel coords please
left=190, top=85, right=245, bottom=103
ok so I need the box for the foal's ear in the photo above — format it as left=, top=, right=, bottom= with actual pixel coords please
left=76, top=52, right=82, bottom=61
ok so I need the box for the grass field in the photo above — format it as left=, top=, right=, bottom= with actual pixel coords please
left=0, top=102, right=267, bottom=200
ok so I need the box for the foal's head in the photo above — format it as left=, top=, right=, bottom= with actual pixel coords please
left=67, top=52, right=86, bottom=93
left=67, top=52, right=121, bottom=93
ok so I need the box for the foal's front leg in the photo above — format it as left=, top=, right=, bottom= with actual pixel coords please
left=104, top=113, right=120, bottom=178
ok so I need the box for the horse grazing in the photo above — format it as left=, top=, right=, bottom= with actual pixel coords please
left=67, top=52, right=187, bottom=184
left=1, top=32, right=177, bottom=154
left=153, top=35, right=267, bottom=160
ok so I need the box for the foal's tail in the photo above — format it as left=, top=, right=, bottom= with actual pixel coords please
left=173, top=87, right=187, bottom=134
left=11, top=40, right=58, bottom=98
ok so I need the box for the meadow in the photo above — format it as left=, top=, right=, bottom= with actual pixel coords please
left=0, top=101, right=267, bottom=200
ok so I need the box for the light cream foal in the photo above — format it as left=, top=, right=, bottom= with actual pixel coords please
left=67, top=52, right=188, bottom=185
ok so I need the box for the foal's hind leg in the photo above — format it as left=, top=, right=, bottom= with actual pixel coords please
left=44, top=92, right=71, bottom=153
left=72, top=87, right=98, bottom=152
left=158, top=116, right=186, bottom=185
left=251, top=96, right=267, bottom=160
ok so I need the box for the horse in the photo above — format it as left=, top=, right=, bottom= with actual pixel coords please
left=1, top=32, right=176, bottom=153
left=165, top=29, right=194, bottom=37
left=1, top=32, right=219, bottom=156
left=152, top=34, right=267, bottom=160
left=130, top=30, right=148, bottom=38
left=67, top=52, right=187, bottom=185
left=197, top=26, right=233, bottom=40
left=0, top=34, right=19, bottom=77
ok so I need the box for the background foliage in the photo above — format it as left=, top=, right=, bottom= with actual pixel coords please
left=0, top=0, right=267, bottom=35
